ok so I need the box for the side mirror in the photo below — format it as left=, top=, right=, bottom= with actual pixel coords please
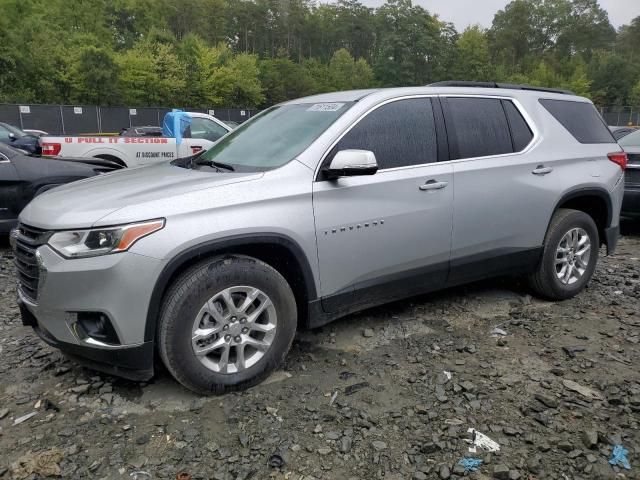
left=324, top=150, right=378, bottom=179
left=8, top=133, right=16, bottom=141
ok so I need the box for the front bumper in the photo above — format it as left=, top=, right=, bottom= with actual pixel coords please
left=21, top=301, right=154, bottom=381
left=17, top=244, right=164, bottom=381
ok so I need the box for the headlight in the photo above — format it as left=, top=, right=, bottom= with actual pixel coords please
left=48, top=219, right=165, bottom=259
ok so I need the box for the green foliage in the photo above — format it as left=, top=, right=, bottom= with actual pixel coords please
left=0, top=0, right=637, bottom=107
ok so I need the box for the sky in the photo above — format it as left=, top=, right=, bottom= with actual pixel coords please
left=335, top=0, right=640, bottom=31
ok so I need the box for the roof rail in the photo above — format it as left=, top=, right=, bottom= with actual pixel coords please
left=428, top=81, right=574, bottom=96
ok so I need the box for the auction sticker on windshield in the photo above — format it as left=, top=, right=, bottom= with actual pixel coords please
left=307, top=103, right=345, bottom=112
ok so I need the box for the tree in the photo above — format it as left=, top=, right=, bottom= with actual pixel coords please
left=327, top=49, right=374, bottom=90
left=453, top=26, right=492, bottom=81
left=118, top=41, right=185, bottom=105
left=69, top=47, right=120, bottom=105
left=373, top=0, right=455, bottom=86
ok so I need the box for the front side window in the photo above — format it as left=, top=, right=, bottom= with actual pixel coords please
left=189, top=118, right=229, bottom=142
left=444, top=97, right=513, bottom=160
left=328, top=98, right=438, bottom=170
left=194, top=102, right=353, bottom=172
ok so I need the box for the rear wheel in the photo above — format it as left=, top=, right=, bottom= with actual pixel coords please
left=158, top=255, right=297, bottom=394
left=529, top=209, right=599, bottom=300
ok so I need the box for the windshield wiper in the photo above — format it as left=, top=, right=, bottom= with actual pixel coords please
left=194, top=158, right=235, bottom=171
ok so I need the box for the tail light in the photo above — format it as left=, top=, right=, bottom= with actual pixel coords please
left=608, top=152, right=627, bottom=171
left=41, top=142, right=61, bottom=156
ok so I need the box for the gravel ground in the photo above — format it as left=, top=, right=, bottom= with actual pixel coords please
left=0, top=224, right=639, bottom=480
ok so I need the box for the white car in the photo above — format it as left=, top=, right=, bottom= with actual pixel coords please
left=41, top=112, right=231, bottom=168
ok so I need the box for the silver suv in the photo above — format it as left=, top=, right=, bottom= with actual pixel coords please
left=13, top=83, right=626, bottom=394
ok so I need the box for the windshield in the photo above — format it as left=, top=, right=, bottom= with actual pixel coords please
left=194, top=102, right=353, bottom=171
left=618, top=128, right=640, bottom=147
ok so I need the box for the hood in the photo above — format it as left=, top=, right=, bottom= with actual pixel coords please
left=20, top=161, right=262, bottom=229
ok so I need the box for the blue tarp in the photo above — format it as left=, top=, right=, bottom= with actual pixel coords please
left=162, top=110, right=192, bottom=145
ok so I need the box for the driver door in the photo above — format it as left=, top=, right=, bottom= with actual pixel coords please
left=312, top=97, right=454, bottom=312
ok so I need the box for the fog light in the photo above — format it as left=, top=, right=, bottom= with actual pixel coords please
left=75, top=312, right=120, bottom=345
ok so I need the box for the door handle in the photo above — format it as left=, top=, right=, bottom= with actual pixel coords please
left=419, top=180, right=448, bottom=191
left=532, top=165, right=553, bottom=175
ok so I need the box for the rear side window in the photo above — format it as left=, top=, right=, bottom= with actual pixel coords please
left=503, top=100, right=534, bottom=151
left=539, top=99, right=615, bottom=144
left=330, top=98, right=438, bottom=169
left=444, top=98, right=513, bottom=159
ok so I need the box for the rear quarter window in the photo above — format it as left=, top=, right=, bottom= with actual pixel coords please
left=539, top=99, right=615, bottom=144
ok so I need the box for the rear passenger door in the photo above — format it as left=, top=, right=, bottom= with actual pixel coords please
left=442, top=96, right=554, bottom=284
left=313, top=97, right=454, bottom=312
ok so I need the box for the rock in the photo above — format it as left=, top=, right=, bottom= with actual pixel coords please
left=534, top=393, right=558, bottom=409
left=135, top=433, right=151, bottom=445
left=317, top=447, right=331, bottom=456
left=413, top=472, right=427, bottom=480
left=0, top=408, right=9, bottom=420
left=362, top=328, right=374, bottom=338
left=503, top=426, right=518, bottom=436
left=558, top=440, right=573, bottom=452
left=371, top=440, right=387, bottom=451
left=493, top=464, right=510, bottom=479
left=69, top=384, right=90, bottom=395
left=344, top=382, right=369, bottom=395
left=57, top=428, right=74, bottom=437
left=340, top=436, right=352, bottom=453
left=582, top=430, right=598, bottom=449
left=508, top=471, right=521, bottom=480
left=562, top=379, right=604, bottom=400
left=460, top=381, right=476, bottom=392
left=438, top=464, right=450, bottom=479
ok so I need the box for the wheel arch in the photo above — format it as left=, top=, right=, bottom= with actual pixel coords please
left=551, top=187, right=613, bottom=248
left=144, top=234, right=318, bottom=342
left=93, top=154, right=127, bottom=168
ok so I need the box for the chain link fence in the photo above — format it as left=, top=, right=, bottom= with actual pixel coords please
left=600, top=106, right=640, bottom=127
left=0, top=104, right=258, bottom=135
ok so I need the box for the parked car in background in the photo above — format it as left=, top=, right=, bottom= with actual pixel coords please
left=120, top=126, right=163, bottom=137
left=0, top=122, right=42, bottom=155
left=40, top=111, right=231, bottom=168
left=0, top=143, right=120, bottom=233
left=23, top=129, right=48, bottom=137
left=14, top=83, right=624, bottom=394
left=617, top=129, right=640, bottom=217
left=609, top=125, right=637, bottom=141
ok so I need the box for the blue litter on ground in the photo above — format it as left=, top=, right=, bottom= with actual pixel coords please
left=458, top=457, right=483, bottom=472
left=609, top=444, right=631, bottom=470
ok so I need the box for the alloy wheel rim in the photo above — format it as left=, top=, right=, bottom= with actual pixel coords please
left=191, top=286, right=277, bottom=374
left=555, top=227, right=591, bottom=285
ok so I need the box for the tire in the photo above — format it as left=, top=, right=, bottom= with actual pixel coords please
left=529, top=208, right=599, bottom=300
left=158, top=255, right=297, bottom=395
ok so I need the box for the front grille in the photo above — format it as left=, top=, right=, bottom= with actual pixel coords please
left=13, top=223, right=51, bottom=303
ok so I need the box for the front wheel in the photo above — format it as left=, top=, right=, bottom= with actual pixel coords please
left=158, top=255, right=297, bottom=394
left=529, top=209, right=599, bottom=300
